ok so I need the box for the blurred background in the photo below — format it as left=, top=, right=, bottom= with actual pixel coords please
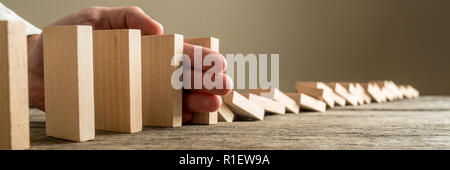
left=3, top=0, right=450, bottom=94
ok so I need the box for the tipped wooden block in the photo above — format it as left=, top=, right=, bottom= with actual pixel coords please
left=223, top=91, right=264, bottom=121
left=295, top=85, right=335, bottom=108
left=354, top=83, right=372, bottom=104
left=295, top=81, right=346, bottom=107
left=142, top=34, right=183, bottom=127
left=43, top=25, right=95, bottom=142
left=185, top=37, right=219, bottom=125
left=218, top=103, right=235, bottom=122
left=93, top=29, right=142, bottom=133
left=286, top=93, right=326, bottom=112
left=192, top=111, right=218, bottom=125
left=361, top=83, right=386, bottom=103
left=249, top=88, right=300, bottom=113
left=405, top=85, right=420, bottom=99
left=326, top=83, right=359, bottom=106
left=243, top=93, right=286, bottom=115
left=0, top=21, right=30, bottom=150
left=371, top=80, right=402, bottom=101
left=339, top=82, right=365, bottom=105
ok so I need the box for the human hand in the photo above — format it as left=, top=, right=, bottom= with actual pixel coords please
left=27, top=6, right=232, bottom=123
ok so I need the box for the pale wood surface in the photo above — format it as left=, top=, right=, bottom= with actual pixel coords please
left=42, top=25, right=95, bottom=142
left=185, top=37, right=219, bottom=125
left=0, top=21, right=29, bottom=150
left=286, top=93, right=326, bottom=112
left=217, top=104, right=234, bottom=122
left=141, top=34, right=183, bottom=127
left=245, top=93, right=285, bottom=115
left=93, top=29, right=142, bottom=133
left=295, top=86, right=335, bottom=108
left=252, top=88, right=300, bottom=114
left=28, top=96, right=450, bottom=150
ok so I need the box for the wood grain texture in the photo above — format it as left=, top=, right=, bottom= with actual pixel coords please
left=142, top=34, right=183, bottom=127
left=286, top=93, right=326, bottom=112
left=223, top=91, right=264, bottom=121
left=43, top=25, right=95, bottom=142
left=93, top=29, right=142, bottom=133
left=0, top=21, right=29, bottom=150
left=250, top=88, right=299, bottom=113
left=326, top=83, right=359, bottom=106
left=27, top=96, right=450, bottom=150
left=185, top=37, right=219, bottom=125
left=295, top=85, right=335, bottom=108
left=296, top=82, right=346, bottom=107
left=243, top=93, right=286, bottom=115
left=217, top=103, right=234, bottom=122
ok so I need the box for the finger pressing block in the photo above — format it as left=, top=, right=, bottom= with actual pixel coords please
left=185, top=37, right=220, bottom=125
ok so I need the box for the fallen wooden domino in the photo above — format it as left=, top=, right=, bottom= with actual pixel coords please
left=142, top=34, right=183, bottom=127
left=326, top=82, right=359, bottom=106
left=286, top=93, right=326, bottom=112
left=222, top=91, right=265, bottom=121
left=361, top=82, right=386, bottom=103
left=249, top=88, right=300, bottom=113
left=217, top=103, right=235, bottom=122
left=371, top=80, right=402, bottom=101
left=295, top=82, right=346, bottom=107
left=93, top=29, right=142, bottom=133
left=404, top=85, right=420, bottom=99
left=354, top=83, right=372, bottom=104
left=43, top=25, right=95, bottom=142
left=185, top=37, right=219, bottom=125
left=295, top=85, right=335, bottom=108
left=339, top=82, right=365, bottom=105
left=0, top=21, right=30, bottom=150
left=242, top=93, right=286, bottom=115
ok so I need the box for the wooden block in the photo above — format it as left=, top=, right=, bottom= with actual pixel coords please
left=223, top=91, right=264, bottom=121
left=0, top=21, right=29, bottom=149
left=192, top=111, right=218, bottom=125
left=406, top=85, right=420, bottom=98
left=295, top=81, right=346, bottom=107
left=43, top=25, right=95, bottom=142
left=142, top=34, right=183, bottom=127
left=286, top=93, right=326, bottom=112
left=295, top=86, right=335, bottom=108
left=185, top=37, right=219, bottom=125
left=243, top=93, right=286, bottom=115
left=250, top=88, right=300, bottom=113
left=354, top=83, right=372, bottom=104
left=326, top=83, right=359, bottom=106
left=361, top=83, right=386, bottom=103
left=339, top=82, right=365, bottom=105
left=371, top=80, right=402, bottom=101
left=93, top=29, right=142, bottom=133
left=217, top=103, right=235, bottom=122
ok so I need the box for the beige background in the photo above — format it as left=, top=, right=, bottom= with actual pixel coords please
left=3, top=0, right=450, bottom=95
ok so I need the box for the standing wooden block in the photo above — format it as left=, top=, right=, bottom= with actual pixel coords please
left=218, top=103, right=234, bottom=122
left=142, top=34, right=183, bottom=127
left=249, top=88, right=300, bottom=113
left=192, top=111, right=218, bottom=125
left=185, top=37, right=219, bottom=125
left=93, top=29, right=142, bottom=133
left=295, top=85, right=335, bottom=108
left=243, top=93, right=286, bottom=115
left=43, top=25, right=95, bottom=141
left=0, top=21, right=29, bottom=149
left=296, top=82, right=346, bottom=107
left=326, top=83, right=359, bottom=106
left=223, top=91, right=264, bottom=121
left=286, top=93, right=326, bottom=112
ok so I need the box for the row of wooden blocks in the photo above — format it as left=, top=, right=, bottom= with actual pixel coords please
left=0, top=20, right=225, bottom=149
left=214, top=80, right=419, bottom=123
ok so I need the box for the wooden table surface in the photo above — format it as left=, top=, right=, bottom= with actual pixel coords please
left=29, top=96, right=450, bottom=150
